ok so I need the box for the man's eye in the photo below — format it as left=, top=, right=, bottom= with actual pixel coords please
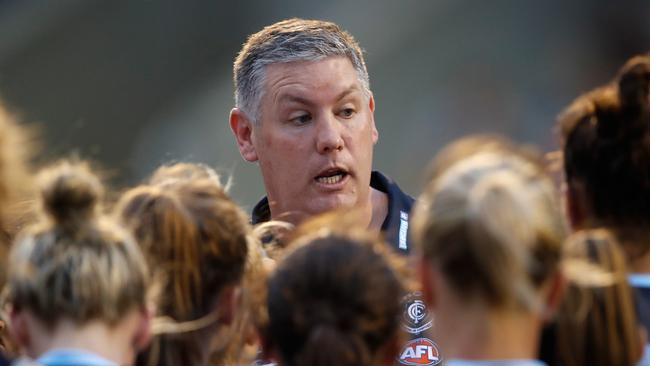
left=290, top=114, right=312, bottom=125
left=339, top=108, right=356, bottom=118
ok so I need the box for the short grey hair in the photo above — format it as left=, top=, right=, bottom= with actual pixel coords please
left=233, top=18, right=371, bottom=123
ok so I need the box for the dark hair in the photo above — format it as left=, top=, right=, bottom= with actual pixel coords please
left=6, top=161, right=148, bottom=328
left=266, top=232, right=403, bottom=366
left=558, top=53, right=650, bottom=226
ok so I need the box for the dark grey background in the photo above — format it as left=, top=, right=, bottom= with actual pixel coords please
left=0, top=0, right=648, bottom=210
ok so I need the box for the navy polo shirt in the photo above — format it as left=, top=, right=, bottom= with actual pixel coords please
left=251, top=171, right=443, bottom=366
left=251, top=171, right=414, bottom=253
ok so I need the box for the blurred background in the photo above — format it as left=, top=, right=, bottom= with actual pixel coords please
left=0, top=0, right=648, bottom=210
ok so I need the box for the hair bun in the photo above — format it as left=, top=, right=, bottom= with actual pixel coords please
left=617, top=54, right=650, bottom=111
left=38, top=161, right=103, bottom=226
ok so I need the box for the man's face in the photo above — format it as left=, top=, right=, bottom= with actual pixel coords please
left=249, top=56, right=378, bottom=222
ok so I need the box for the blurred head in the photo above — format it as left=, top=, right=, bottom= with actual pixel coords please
left=230, top=19, right=378, bottom=224
left=115, top=165, right=249, bottom=365
left=265, top=221, right=404, bottom=366
left=252, top=220, right=294, bottom=262
left=210, top=236, right=270, bottom=366
left=540, top=229, right=642, bottom=366
left=5, top=161, right=150, bottom=358
left=558, top=53, right=650, bottom=232
left=0, top=102, right=33, bottom=288
left=148, top=162, right=224, bottom=189
left=413, top=136, right=566, bottom=318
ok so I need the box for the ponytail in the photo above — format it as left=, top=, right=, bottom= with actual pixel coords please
left=558, top=53, right=650, bottom=226
left=294, top=325, right=371, bottom=366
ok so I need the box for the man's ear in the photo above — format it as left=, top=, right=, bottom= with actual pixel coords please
left=230, top=108, right=259, bottom=162
left=368, top=95, right=378, bottom=144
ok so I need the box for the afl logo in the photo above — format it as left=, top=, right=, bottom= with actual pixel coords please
left=402, top=292, right=432, bottom=334
left=398, top=338, right=441, bottom=365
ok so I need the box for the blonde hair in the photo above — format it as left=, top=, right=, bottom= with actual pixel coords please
left=542, top=229, right=640, bottom=366
left=5, top=160, right=148, bottom=328
left=0, top=103, right=33, bottom=286
left=0, top=103, right=32, bottom=223
left=413, top=137, right=566, bottom=311
left=148, top=162, right=228, bottom=191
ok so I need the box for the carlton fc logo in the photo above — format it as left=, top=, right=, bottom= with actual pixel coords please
left=401, top=292, right=432, bottom=334
left=398, top=338, right=441, bottom=366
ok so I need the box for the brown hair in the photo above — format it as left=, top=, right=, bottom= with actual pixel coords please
left=558, top=53, right=650, bottom=228
left=266, top=216, right=404, bottom=366
left=5, top=160, right=148, bottom=328
left=540, top=230, right=640, bottom=366
left=209, top=237, right=269, bottom=366
left=413, top=136, right=566, bottom=311
left=115, top=164, right=249, bottom=366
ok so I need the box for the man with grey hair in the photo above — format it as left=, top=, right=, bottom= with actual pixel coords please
left=229, top=19, right=440, bottom=364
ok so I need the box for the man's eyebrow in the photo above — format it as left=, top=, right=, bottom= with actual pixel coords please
left=336, top=85, right=362, bottom=102
left=276, top=85, right=362, bottom=106
left=276, top=94, right=314, bottom=106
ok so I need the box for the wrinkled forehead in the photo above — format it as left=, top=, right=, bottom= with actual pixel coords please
left=261, top=57, right=368, bottom=103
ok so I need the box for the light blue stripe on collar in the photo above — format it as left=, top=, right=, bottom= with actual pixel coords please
left=628, top=274, right=650, bottom=288
left=444, top=360, right=547, bottom=366
left=37, top=348, right=116, bottom=366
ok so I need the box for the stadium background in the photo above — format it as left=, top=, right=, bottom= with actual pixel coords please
left=0, top=0, right=648, bottom=210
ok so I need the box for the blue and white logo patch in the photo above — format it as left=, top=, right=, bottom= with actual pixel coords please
left=401, top=292, right=433, bottom=335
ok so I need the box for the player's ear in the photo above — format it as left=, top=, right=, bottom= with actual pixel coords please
left=230, top=108, right=259, bottom=162
left=8, top=306, right=30, bottom=350
left=417, top=256, right=437, bottom=309
left=133, top=305, right=153, bottom=351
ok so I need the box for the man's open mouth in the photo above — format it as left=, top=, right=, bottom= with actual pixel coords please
left=315, top=168, right=349, bottom=185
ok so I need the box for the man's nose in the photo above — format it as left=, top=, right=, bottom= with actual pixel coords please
left=315, top=115, right=344, bottom=154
